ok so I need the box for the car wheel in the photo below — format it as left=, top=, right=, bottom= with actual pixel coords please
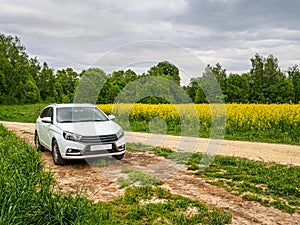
left=34, top=131, right=44, bottom=152
left=112, top=153, right=125, bottom=160
left=52, top=139, right=65, bottom=165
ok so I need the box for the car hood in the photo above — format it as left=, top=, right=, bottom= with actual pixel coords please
left=56, top=121, right=121, bottom=136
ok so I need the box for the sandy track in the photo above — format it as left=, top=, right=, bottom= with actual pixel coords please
left=1, top=121, right=300, bottom=225
left=125, top=131, right=300, bottom=166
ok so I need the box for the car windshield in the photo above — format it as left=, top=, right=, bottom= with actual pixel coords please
left=57, top=107, right=109, bottom=123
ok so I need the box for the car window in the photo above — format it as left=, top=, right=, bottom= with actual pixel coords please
left=47, top=107, right=53, bottom=120
left=57, top=107, right=108, bottom=123
left=40, top=107, right=50, bottom=118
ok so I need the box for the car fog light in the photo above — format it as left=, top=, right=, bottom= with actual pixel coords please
left=117, top=144, right=125, bottom=151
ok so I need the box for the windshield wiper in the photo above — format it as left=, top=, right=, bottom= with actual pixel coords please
left=76, top=119, right=107, bottom=122
left=94, top=119, right=107, bottom=122
left=59, top=120, right=73, bottom=123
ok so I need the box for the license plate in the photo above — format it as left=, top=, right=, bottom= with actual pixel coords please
left=90, top=144, right=112, bottom=151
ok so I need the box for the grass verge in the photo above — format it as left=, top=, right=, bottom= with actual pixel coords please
left=0, top=124, right=94, bottom=224
left=128, top=143, right=300, bottom=214
left=190, top=154, right=300, bottom=214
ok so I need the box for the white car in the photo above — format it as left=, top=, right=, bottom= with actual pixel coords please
left=35, top=103, right=126, bottom=165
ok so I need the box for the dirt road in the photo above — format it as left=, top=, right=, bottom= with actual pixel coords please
left=1, top=121, right=300, bottom=225
left=125, top=131, right=300, bottom=166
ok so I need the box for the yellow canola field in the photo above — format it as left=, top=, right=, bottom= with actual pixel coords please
left=97, top=103, right=300, bottom=132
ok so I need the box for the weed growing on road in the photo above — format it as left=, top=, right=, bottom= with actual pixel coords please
left=191, top=155, right=300, bottom=213
left=127, top=143, right=192, bottom=164
left=92, top=158, right=112, bottom=167
left=118, top=168, right=163, bottom=188
left=189, top=154, right=300, bottom=213
left=102, top=186, right=232, bottom=224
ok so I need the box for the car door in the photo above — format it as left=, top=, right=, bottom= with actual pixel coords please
left=38, top=107, right=53, bottom=149
left=43, top=107, right=54, bottom=148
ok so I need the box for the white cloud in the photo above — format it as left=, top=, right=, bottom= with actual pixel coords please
left=119, top=0, right=187, bottom=13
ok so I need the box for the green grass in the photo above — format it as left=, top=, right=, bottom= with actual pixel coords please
left=100, top=186, right=232, bottom=224
left=118, top=168, right=163, bottom=188
left=190, top=155, right=300, bottom=213
left=0, top=103, right=47, bottom=123
left=224, top=130, right=299, bottom=145
left=128, top=143, right=300, bottom=214
left=0, top=124, right=94, bottom=224
left=91, top=158, right=112, bottom=167
left=127, top=143, right=193, bottom=164
left=127, top=120, right=300, bottom=144
left=0, top=125, right=232, bottom=224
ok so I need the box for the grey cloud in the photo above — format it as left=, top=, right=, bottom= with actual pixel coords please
left=178, top=0, right=300, bottom=31
left=0, top=0, right=299, bottom=78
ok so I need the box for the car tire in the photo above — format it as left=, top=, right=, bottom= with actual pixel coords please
left=34, top=131, right=45, bottom=152
left=52, top=139, right=65, bottom=165
left=112, top=153, right=125, bottom=160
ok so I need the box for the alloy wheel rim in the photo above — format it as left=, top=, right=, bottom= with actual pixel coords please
left=53, top=143, right=58, bottom=161
left=35, top=135, right=39, bottom=149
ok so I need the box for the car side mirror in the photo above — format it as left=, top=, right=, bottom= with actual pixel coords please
left=108, top=115, right=116, bottom=120
left=42, top=117, right=52, bottom=123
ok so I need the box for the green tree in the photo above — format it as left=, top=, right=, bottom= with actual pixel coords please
left=249, top=54, right=293, bottom=103
left=288, top=65, right=300, bottom=103
left=225, top=73, right=250, bottom=103
left=148, top=61, right=181, bottom=85
left=0, top=34, right=40, bottom=104
left=35, top=62, right=57, bottom=102
left=55, top=68, right=79, bottom=103
left=183, top=78, right=198, bottom=102
left=194, top=64, right=226, bottom=103
left=211, top=63, right=227, bottom=92
left=115, top=76, right=190, bottom=104
left=194, top=83, right=207, bottom=103
left=124, top=69, right=138, bottom=83
left=98, top=69, right=138, bottom=103
left=74, top=68, right=107, bottom=103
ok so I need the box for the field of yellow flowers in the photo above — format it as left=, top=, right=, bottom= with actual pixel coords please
left=98, top=103, right=300, bottom=144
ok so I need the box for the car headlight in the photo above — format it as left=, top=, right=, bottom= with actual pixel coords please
left=63, top=131, right=82, bottom=141
left=116, top=129, right=124, bottom=139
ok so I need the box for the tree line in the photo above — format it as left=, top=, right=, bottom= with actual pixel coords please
left=185, top=56, right=300, bottom=104
left=1, top=33, right=300, bottom=104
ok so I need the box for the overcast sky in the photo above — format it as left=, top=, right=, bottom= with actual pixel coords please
left=1, top=0, right=300, bottom=84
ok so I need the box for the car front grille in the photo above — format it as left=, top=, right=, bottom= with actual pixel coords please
left=81, top=134, right=118, bottom=144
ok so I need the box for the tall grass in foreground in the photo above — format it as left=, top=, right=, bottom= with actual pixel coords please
left=0, top=124, right=94, bottom=224
left=0, top=125, right=231, bottom=224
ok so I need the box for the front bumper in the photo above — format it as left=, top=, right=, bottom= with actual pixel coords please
left=60, top=136, right=126, bottom=159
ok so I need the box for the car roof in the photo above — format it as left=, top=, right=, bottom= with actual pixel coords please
left=51, top=103, right=95, bottom=108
